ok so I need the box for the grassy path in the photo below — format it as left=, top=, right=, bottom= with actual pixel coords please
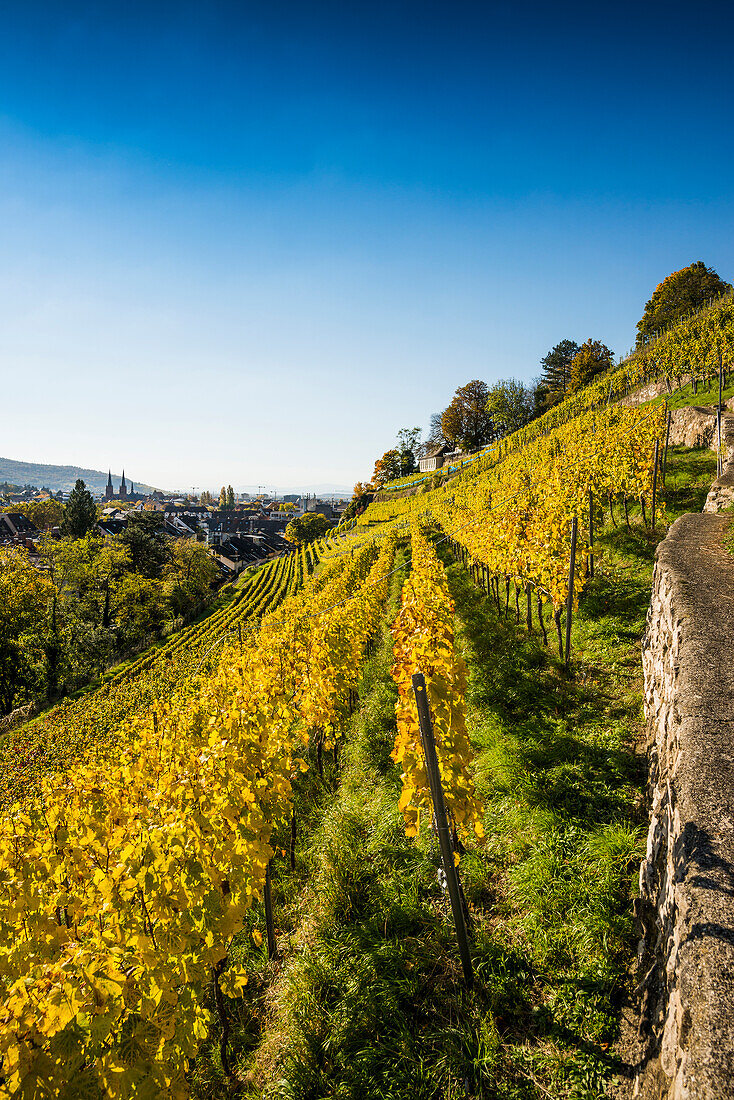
left=192, top=447, right=717, bottom=1099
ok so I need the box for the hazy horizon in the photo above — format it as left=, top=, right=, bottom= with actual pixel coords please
left=2, top=1, right=732, bottom=487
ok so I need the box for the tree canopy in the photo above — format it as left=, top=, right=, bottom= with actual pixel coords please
left=424, top=411, right=448, bottom=454
left=484, top=379, right=532, bottom=437
left=62, top=479, right=97, bottom=539
left=569, top=339, right=614, bottom=393
left=441, top=380, right=494, bottom=451
left=343, top=482, right=373, bottom=521
left=538, top=340, right=580, bottom=408
left=120, top=512, right=171, bottom=578
left=285, top=512, right=331, bottom=545
left=636, top=261, right=731, bottom=346
left=372, top=449, right=402, bottom=486
left=396, top=427, right=421, bottom=476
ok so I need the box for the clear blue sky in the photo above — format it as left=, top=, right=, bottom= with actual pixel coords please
left=1, top=1, right=733, bottom=491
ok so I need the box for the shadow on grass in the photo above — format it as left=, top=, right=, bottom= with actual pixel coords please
left=663, top=445, right=718, bottom=517
left=441, top=550, right=644, bottom=817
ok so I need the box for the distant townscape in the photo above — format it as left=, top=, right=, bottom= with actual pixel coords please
left=1, top=469, right=348, bottom=579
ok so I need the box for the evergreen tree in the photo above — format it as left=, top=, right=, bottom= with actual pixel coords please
left=538, top=340, right=580, bottom=407
left=62, top=479, right=97, bottom=539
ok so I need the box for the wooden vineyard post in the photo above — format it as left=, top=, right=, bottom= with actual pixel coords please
left=564, top=516, right=578, bottom=673
left=651, top=439, right=659, bottom=532
left=411, top=672, right=473, bottom=989
left=264, top=861, right=277, bottom=960
left=662, top=409, right=672, bottom=485
left=588, top=489, right=594, bottom=579
left=718, top=350, right=724, bottom=478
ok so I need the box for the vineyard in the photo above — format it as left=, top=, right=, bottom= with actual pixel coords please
left=0, top=350, right=721, bottom=1097
left=0, top=543, right=319, bottom=810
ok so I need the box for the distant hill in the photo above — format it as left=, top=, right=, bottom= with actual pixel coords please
left=0, top=457, right=158, bottom=495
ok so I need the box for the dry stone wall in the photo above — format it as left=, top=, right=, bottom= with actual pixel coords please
left=636, top=512, right=734, bottom=1098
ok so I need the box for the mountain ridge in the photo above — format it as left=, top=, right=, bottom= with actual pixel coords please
left=0, top=456, right=158, bottom=495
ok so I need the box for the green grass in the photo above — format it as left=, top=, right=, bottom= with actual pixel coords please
left=191, top=447, right=715, bottom=1100
left=652, top=376, right=734, bottom=411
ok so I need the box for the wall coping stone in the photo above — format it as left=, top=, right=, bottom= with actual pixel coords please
left=636, top=512, right=734, bottom=1097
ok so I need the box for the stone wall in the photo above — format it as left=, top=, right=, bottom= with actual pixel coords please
left=622, top=377, right=690, bottom=408
left=0, top=701, right=37, bottom=735
left=636, top=512, right=734, bottom=1097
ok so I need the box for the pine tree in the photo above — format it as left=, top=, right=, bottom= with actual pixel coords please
left=538, top=340, right=580, bottom=408
left=62, top=479, right=97, bottom=539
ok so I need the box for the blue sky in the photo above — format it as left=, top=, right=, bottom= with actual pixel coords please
left=1, top=1, right=733, bottom=491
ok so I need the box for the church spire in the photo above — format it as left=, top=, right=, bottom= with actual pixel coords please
left=107, top=470, right=112, bottom=487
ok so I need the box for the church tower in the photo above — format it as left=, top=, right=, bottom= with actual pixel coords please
left=119, top=470, right=128, bottom=500
left=105, top=470, right=114, bottom=501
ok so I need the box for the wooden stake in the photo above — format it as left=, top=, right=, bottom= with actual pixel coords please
left=537, top=594, right=548, bottom=646
left=564, top=516, right=578, bottom=672
left=588, top=489, right=594, bottom=579
left=264, top=862, right=277, bottom=960
left=651, top=439, right=659, bottom=531
left=411, top=673, right=473, bottom=989
left=718, top=350, right=724, bottom=477
left=662, top=410, right=671, bottom=485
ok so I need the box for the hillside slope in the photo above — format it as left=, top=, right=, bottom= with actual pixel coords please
left=0, top=454, right=159, bottom=493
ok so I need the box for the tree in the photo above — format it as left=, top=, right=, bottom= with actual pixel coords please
left=423, top=411, right=448, bottom=454
left=397, top=427, right=422, bottom=476
left=538, top=340, right=580, bottom=408
left=114, top=573, right=165, bottom=648
left=372, top=449, right=402, bottom=486
left=164, top=539, right=218, bottom=616
left=0, top=547, right=54, bottom=713
left=200, top=490, right=213, bottom=505
left=569, top=339, right=614, bottom=393
left=226, top=485, right=235, bottom=509
left=285, top=513, right=332, bottom=545
left=8, top=499, right=64, bottom=531
left=219, top=486, right=227, bottom=509
left=343, top=482, right=374, bottom=521
left=528, top=378, right=549, bottom=419
left=636, top=261, right=731, bottom=346
left=484, top=379, right=532, bottom=438
left=62, top=479, right=97, bottom=539
left=441, top=380, right=494, bottom=451
left=120, top=512, right=171, bottom=578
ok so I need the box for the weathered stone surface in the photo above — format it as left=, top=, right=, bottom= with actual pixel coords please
left=667, top=406, right=717, bottom=450
left=636, top=512, right=734, bottom=1097
left=622, top=378, right=692, bottom=408
left=0, top=701, right=37, bottom=735
left=703, top=415, right=734, bottom=513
